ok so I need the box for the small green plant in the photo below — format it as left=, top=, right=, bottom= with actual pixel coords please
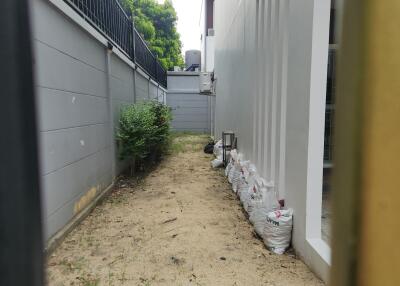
left=117, top=100, right=172, bottom=169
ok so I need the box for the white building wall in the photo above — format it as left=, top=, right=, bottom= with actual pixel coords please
left=205, top=36, right=215, bottom=72
left=214, top=0, right=331, bottom=282
left=200, top=0, right=207, bottom=72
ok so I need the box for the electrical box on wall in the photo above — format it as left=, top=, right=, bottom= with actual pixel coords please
left=199, top=72, right=215, bottom=95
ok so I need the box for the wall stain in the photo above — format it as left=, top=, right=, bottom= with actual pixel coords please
left=73, top=186, right=99, bottom=215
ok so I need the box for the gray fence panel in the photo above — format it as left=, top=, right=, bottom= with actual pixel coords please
left=167, top=94, right=210, bottom=133
left=167, top=72, right=211, bottom=133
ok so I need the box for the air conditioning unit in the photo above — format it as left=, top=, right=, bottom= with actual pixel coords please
left=199, top=72, right=214, bottom=95
left=208, top=28, right=215, bottom=36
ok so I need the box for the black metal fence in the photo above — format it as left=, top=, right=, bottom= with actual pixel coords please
left=63, top=0, right=167, bottom=88
left=156, top=61, right=167, bottom=88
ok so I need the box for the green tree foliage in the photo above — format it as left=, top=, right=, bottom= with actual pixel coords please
left=120, top=0, right=184, bottom=70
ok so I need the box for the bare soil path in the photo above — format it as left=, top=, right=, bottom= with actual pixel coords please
left=47, top=134, right=324, bottom=286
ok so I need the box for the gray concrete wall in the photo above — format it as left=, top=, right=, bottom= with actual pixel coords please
left=109, top=53, right=135, bottom=174
left=31, top=0, right=166, bottom=241
left=167, top=72, right=212, bottom=133
left=135, top=71, right=150, bottom=101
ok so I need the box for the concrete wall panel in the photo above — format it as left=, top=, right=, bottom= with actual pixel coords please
left=109, top=54, right=135, bottom=175
left=149, top=83, right=158, bottom=100
left=43, top=147, right=112, bottom=238
left=135, top=72, right=149, bottom=101
left=36, top=88, right=108, bottom=131
left=168, top=73, right=199, bottom=91
left=35, top=41, right=107, bottom=98
left=40, top=124, right=110, bottom=176
left=32, top=0, right=107, bottom=72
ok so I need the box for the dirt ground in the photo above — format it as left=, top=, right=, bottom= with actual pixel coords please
left=47, top=134, right=324, bottom=286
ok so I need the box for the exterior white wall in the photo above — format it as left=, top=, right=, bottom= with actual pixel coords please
left=200, top=0, right=215, bottom=73
left=167, top=72, right=211, bottom=133
left=31, top=0, right=166, bottom=241
left=200, top=0, right=207, bottom=72
left=205, top=36, right=215, bottom=72
left=214, top=0, right=331, bottom=282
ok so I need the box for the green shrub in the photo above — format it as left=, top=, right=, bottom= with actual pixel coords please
left=116, top=100, right=172, bottom=168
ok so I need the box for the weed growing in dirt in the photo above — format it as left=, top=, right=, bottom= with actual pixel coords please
left=76, top=275, right=100, bottom=286
left=59, top=256, right=86, bottom=272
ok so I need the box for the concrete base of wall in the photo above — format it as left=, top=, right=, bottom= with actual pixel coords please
left=45, top=182, right=115, bottom=255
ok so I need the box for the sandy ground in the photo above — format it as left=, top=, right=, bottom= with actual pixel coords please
left=47, top=134, right=324, bottom=286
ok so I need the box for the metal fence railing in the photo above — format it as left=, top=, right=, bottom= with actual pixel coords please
left=134, top=29, right=157, bottom=79
left=156, top=61, right=167, bottom=88
left=63, top=0, right=167, bottom=88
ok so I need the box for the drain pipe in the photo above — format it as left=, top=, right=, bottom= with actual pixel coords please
left=105, top=42, right=116, bottom=180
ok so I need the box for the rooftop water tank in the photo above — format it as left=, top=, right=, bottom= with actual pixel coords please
left=185, top=50, right=201, bottom=70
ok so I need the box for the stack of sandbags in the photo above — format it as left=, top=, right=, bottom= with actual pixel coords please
left=223, top=151, right=293, bottom=254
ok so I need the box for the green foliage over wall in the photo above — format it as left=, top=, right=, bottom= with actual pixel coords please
left=119, top=0, right=184, bottom=70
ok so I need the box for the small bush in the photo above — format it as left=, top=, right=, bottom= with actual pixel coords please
left=117, top=100, right=172, bottom=168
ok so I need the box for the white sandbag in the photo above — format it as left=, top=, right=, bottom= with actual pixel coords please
left=247, top=177, right=266, bottom=218
left=211, top=156, right=223, bottom=168
left=236, top=162, right=249, bottom=197
left=225, top=159, right=233, bottom=176
left=241, top=175, right=259, bottom=212
left=228, top=164, right=235, bottom=183
left=231, top=168, right=242, bottom=192
left=250, top=203, right=269, bottom=235
left=228, top=152, right=242, bottom=184
left=232, top=160, right=250, bottom=193
left=225, top=149, right=237, bottom=177
left=249, top=180, right=280, bottom=236
left=262, top=209, right=293, bottom=254
left=229, top=156, right=244, bottom=189
left=240, top=187, right=252, bottom=211
left=237, top=179, right=248, bottom=198
left=239, top=164, right=258, bottom=210
left=237, top=162, right=252, bottom=198
left=213, top=140, right=223, bottom=157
